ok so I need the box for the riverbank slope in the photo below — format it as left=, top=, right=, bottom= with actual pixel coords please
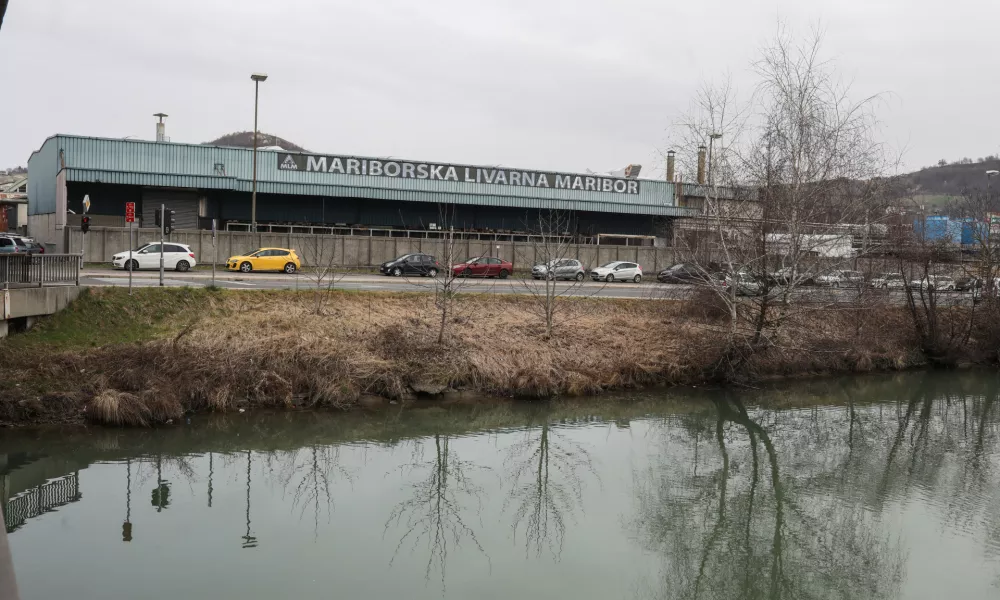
left=0, top=287, right=940, bottom=426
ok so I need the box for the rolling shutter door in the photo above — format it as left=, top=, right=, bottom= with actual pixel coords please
left=141, top=190, right=200, bottom=230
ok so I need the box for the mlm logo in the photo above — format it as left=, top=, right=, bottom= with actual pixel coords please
left=279, top=154, right=299, bottom=170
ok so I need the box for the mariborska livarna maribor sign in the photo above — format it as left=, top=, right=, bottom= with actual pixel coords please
left=278, top=153, right=640, bottom=194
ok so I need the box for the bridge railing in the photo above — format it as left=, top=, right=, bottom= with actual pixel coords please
left=0, top=254, right=81, bottom=288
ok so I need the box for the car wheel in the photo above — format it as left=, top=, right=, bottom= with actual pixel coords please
left=605, top=274, right=614, bottom=283
left=463, top=268, right=472, bottom=277
left=575, top=272, right=584, bottom=282
left=240, top=262, right=253, bottom=273
left=428, top=268, right=438, bottom=277
left=499, top=269, right=509, bottom=279
left=834, top=282, right=840, bottom=288
left=284, top=262, right=297, bottom=274
left=126, top=259, right=139, bottom=271
left=175, top=260, right=190, bottom=273
left=547, top=272, right=555, bottom=281
left=392, top=267, right=403, bottom=277
left=633, top=274, right=641, bottom=283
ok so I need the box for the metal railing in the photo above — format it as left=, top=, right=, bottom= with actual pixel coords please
left=4, top=472, right=81, bottom=533
left=0, top=254, right=81, bottom=288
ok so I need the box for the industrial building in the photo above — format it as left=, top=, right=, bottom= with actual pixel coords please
left=26, top=130, right=718, bottom=253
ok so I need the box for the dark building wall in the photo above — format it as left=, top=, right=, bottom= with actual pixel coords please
left=75, top=183, right=665, bottom=236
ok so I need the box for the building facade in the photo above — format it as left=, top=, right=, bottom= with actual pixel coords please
left=27, top=135, right=702, bottom=251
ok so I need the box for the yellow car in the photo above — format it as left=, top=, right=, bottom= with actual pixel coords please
left=226, top=248, right=301, bottom=274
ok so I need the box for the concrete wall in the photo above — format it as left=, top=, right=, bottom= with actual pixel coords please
left=67, top=226, right=679, bottom=273
left=27, top=213, right=64, bottom=252
left=4, top=286, right=82, bottom=319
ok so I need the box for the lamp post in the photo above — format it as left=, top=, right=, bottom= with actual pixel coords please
left=707, top=133, right=723, bottom=186
left=250, top=73, right=268, bottom=238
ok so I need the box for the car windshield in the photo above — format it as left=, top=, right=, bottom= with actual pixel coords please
left=599, top=262, right=621, bottom=269
left=465, top=257, right=482, bottom=264
left=391, top=254, right=411, bottom=262
left=247, top=249, right=265, bottom=257
left=885, top=274, right=902, bottom=280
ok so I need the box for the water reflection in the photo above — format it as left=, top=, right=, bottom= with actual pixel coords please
left=2, top=373, right=1000, bottom=600
left=503, top=423, right=598, bottom=559
left=385, top=434, right=490, bottom=588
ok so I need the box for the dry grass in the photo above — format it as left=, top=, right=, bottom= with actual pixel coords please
left=0, top=288, right=946, bottom=427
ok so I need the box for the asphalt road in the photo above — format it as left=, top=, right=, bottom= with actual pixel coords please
left=79, top=269, right=979, bottom=304
left=79, top=269, right=665, bottom=299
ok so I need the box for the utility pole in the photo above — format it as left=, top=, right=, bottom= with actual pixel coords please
left=250, top=72, right=268, bottom=246
left=159, top=204, right=165, bottom=287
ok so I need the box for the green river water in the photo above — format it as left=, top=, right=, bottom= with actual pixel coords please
left=3, top=371, right=1000, bottom=599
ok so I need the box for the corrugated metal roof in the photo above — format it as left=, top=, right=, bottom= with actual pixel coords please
left=31, top=135, right=703, bottom=217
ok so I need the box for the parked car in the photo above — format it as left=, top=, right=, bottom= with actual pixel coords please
left=590, top=261, right=642, bottom=283
left=452, top=256, right=512, bottom=278
left=0, top=235, right=43, bottom=254
left=816, top=270, right=864, bottom=288
left=718, top=272, right=763, bottom=296
left=870, top=272, right=907, bottom=289
left=954, top=276, right=983, bottom=292
left=532, top=258, right=585, bottom=281
left=910, top=275, right=956, bottom=291
left=0, top=237, right=18, bottom=254
left=113, top=242, right=198, bottom=272
left=657, top=263, right=703, bottom=284
left=226, top=248, right=300, bottom=273
left=379, top=253, right=440, bottom=277
left=766, top=267, right=815, bottom=286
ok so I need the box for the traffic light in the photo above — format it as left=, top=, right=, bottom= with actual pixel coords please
left=155, top=209, right=175, bottom=234
left=81, top=215, right=91, bottom=233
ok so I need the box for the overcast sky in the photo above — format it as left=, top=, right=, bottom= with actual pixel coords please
left=1, top=0, right=997, bottom=176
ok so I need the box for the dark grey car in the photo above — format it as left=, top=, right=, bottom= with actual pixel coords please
left=531, top=258, right=586, bottom=281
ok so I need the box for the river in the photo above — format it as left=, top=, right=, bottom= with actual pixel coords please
left=3, top=371, right=1000, bottom=599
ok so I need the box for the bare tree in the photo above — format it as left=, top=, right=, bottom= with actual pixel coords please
left=516, top=209, right=596, bottom=339
left=300, top=235, right=345, bottom=315
left=667, top=27, right=897, bottom=378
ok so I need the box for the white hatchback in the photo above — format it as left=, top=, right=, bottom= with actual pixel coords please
left=112, top=243, right=197, bottom=272
left=590, top=261, right=642, bottom=283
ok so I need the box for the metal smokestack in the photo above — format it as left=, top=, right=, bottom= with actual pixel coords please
left=696, top=145, right=707, bottom=184
left=666, top=150, right=675, bottom=182
left=153, top=113, right=168, bottom=142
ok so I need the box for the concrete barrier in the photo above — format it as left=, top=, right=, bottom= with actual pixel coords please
left=1, top=286, right=82, bottom=338
left=67, top=227, right=679, bottom=274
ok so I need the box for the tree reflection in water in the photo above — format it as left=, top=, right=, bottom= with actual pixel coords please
left=385, top=434, right=490, bottom=590
left=632, top=396, right=907, bottom=600
left=503, top=423, right=598, bottom=559
left=277, top=444, right=353, bottom=541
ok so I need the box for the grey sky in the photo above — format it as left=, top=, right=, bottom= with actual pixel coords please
left=1, top=0, right=996, bottom=175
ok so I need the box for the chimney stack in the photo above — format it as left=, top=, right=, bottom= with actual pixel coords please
left=666, top=150, right=676, bottom=182
left=696, top=145, right=707, bottom=184
left=153, top=113, right=168, bottom=142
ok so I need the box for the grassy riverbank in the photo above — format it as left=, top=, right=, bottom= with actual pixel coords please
left=0, top=287, right=940, bottom=426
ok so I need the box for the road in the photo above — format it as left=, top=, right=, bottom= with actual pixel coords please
left=79, top=269, right=665, bottom=299
left=79, top=269, right=978, bottom=304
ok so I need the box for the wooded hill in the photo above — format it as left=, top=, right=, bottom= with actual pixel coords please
left=205, top=132, right=308, bottom=153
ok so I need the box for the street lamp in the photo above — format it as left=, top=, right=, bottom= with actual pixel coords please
left=707, top=133, right=723, bottom=186
left=250, top=72, right=268, bottom=236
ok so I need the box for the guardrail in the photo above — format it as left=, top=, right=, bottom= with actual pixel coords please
left=0, top=254, right=81, bottom=288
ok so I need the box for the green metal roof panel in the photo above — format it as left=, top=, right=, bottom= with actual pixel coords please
left=32, top=135, right=699, bottom=217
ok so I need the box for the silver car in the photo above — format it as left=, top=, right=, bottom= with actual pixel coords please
left=532, top=258, right=586, bottom=281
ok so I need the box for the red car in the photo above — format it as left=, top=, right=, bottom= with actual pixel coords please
left=451, top=256, right=512, bottom=279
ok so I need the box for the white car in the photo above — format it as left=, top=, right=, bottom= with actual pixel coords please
left=870, top=273, right=907, bottom=289
left=910, top=275, right=955, bottom=291
left=590, top=261, right=642, bottom=283
left=112, top=242, right=197, bottom=272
